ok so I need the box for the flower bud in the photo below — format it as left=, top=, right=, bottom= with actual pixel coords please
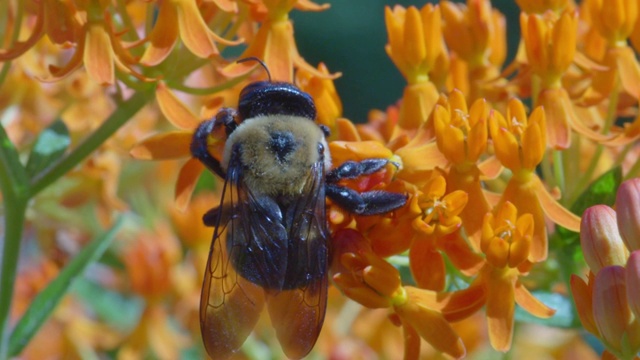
left=626, top=250, right=640, bottom=321
left=616, top=178, right=640, bottom=251
left=580, top=205, right=629, bottom=273
left=593, top=265, right=640, bottom=357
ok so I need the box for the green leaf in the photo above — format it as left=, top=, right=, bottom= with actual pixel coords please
left=8, top=217, right=124, bottom=357
left=570, top=166, right=622, bottom=215
left=515, top=292, right=576, bottom=328
left=0, top=123, right=28, bottom=195
left=25, top=120, right=70, bottom=178
left=556, top=166, right=622, bottom=244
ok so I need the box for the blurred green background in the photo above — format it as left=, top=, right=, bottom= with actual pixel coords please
left=291, top=0, right=521, bottom=122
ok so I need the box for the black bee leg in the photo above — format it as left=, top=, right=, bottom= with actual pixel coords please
left=326, top=158, right=396, bottom=184
left=190, top=108, right=238, bottom=178
left=202, top=203, right=233, bottom=227
left=202, top=207, right=219, bottom=227
left=326, top=184, right=407, bottom=216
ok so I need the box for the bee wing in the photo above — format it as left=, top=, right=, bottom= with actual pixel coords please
left=199, top=153, right=268, bottom=360
left=266, top=161, right=329, bottom=359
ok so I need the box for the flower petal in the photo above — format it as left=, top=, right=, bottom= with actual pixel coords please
left=570, top=273, right=599, bottom=335
left=486, top=273, right=515, bottom=352
left=615, top=46, right=640, bottom=98
left=440, top=283, right=486, bottom=322
left=130, top=131, right=193, bottom=160
left=175, top=158, right=205, bottom=210
left=514, top=281, right=555, bottom=318
left=140, top=1, right=179, bottom=66
left=534, top=177, right=580, bottom=231
left=410, top=237, right=446, bottom=291
left=156, top=82, right=201, bottom=130
left=84, top=23, right=115, bottom=86
left=396, top=287, right=467, bottom=359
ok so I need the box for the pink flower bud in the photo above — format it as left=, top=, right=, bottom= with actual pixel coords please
left=580, top=205, right=629, bottom=273
left=616, top=178, right=640, bottom=251
left=626, top=250, right=640, bottom=321
left=592, top=266, right=637, bottom=354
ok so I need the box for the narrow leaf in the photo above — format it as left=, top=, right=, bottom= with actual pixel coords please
left=0, top=123, right=28, bottom=193
left=8, top=217, right=124, bottom=356
left=25, top=120, right=70, bottom=178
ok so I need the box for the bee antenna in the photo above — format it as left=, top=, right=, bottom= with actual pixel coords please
left=237, top=57, right=272, bottom=82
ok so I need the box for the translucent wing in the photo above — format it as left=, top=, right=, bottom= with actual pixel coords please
left=199, top=153, right=266, bottom=359
left=266, top=160, right=329, bottom=359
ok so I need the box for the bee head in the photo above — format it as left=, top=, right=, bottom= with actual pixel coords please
left=235, top=57, right=316, bottom=121
left=238, top=81, right=317, bottom=121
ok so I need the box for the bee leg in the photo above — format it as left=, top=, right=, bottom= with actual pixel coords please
left=202, top=207, right=219, bottom=227
left=191, top=108, right=238, bottom=178
left=326, top=184, right=407, bottom=216
left=326, top=158, right=395, bottom=183
left=202, top=203, right=234, bottom=227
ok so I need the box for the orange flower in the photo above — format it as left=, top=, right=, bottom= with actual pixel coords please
left=433, top=90, right=491, bottom=244
left=36, top=1, right=148, bottom=85
left=121, top=224, right=182, bottom=299
left=443, top=202, right=555, bottom=352
left=580, top=0, right=640, bottom=101
left=139, top=0, right=241, bottom=66
left=330, top=229, right=466, bottom=359
left=409, top=175, right=483, bottom=290
left=489, top=99, right=581, bottom=262
left=385, top=4, right=445, bottom=130
left=521, top=10, right=611, bottom=149
left=221, top=0, right=334, bottom=82
left=441, top=0, right=507, bottom=101
left=0, top=0, right=81, bottom=61
left=481, top=202, right=533, bottom=269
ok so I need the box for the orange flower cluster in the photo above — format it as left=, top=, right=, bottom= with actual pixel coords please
left=1, top=0, right=640, bottom=359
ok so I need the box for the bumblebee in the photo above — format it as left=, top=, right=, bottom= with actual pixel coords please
left=191, top=59, right=407, bottom=359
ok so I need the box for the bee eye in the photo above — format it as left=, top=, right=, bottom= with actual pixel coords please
left=317, top=143, right=324, bottom=154
left=319, top=125, right=330, bottom=138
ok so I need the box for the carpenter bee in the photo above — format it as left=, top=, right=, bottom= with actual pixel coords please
left=191, top=58, right=407, bottom=359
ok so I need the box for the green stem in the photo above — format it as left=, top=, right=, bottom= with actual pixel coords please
left=29, top=90, right=152, bottom=197
left=566, top=77, right=620, bottom=207
left=553, top=149, right=565, bottom=197
left=0, top=199, right=27, bottom=360
left=0, top=125, right=29, bottom=360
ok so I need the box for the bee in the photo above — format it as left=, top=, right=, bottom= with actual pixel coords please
left=191, top=58, right=407, bottom=359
